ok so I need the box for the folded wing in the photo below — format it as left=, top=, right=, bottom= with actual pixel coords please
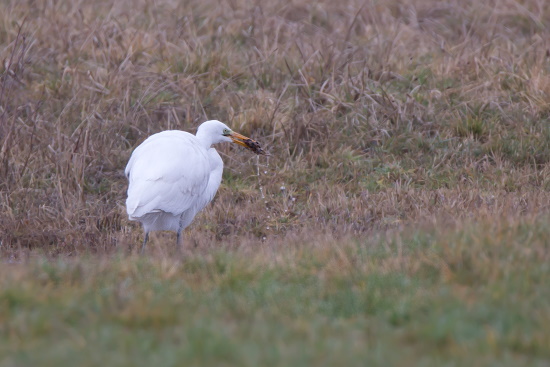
left=125, top=131, right=213, bottom=220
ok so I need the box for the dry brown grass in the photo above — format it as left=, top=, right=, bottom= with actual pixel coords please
left=1, top=3, right=550, bottom=363
left=0, top=0, right=549, bottom=256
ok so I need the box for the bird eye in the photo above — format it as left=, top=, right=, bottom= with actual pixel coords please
left=222, top=128, right=231, bottom=136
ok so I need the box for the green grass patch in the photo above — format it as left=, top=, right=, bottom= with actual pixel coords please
left=1, top=217, right=549, bottom=366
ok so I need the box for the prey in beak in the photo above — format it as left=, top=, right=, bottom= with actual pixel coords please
left=225, top=131, right=269, bottom=155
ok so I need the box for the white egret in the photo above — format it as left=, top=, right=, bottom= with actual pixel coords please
left=125, top=120, right=266, bottom=252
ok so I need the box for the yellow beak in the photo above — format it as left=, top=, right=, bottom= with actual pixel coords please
left=228, top=131, right=251, bottom=149
left=228, top=131, right=268, bottom=155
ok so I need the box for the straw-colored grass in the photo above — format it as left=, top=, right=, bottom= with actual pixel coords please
left=1, top=0, right=549, bottom=365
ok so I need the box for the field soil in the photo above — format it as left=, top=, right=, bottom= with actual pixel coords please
left=0, top=0, right=549, bottom=365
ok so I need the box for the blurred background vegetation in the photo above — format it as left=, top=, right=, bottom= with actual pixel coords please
left=0, top=0, right=549, bottom=365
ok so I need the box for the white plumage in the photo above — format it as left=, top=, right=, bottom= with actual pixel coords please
left=125, top=120, right=259, bottom=252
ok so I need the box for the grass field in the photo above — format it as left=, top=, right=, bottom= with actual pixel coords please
left=1, top=0, right=550, bottom=365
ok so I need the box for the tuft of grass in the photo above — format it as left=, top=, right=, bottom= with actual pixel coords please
left=455, top=116, right=487, bottom=141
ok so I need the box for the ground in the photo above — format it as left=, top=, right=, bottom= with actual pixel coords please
left=0, top=0, right=549, bottom=365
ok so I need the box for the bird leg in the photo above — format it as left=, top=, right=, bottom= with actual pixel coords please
left=176, top=230, right=183, bottom=252
left=140, top=232, right=149, bottom=254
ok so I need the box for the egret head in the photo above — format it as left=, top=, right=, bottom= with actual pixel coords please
left=197, top=120, right=267, bottom=155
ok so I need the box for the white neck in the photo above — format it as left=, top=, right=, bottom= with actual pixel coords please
left=195, top=128, right=214, bottom=149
